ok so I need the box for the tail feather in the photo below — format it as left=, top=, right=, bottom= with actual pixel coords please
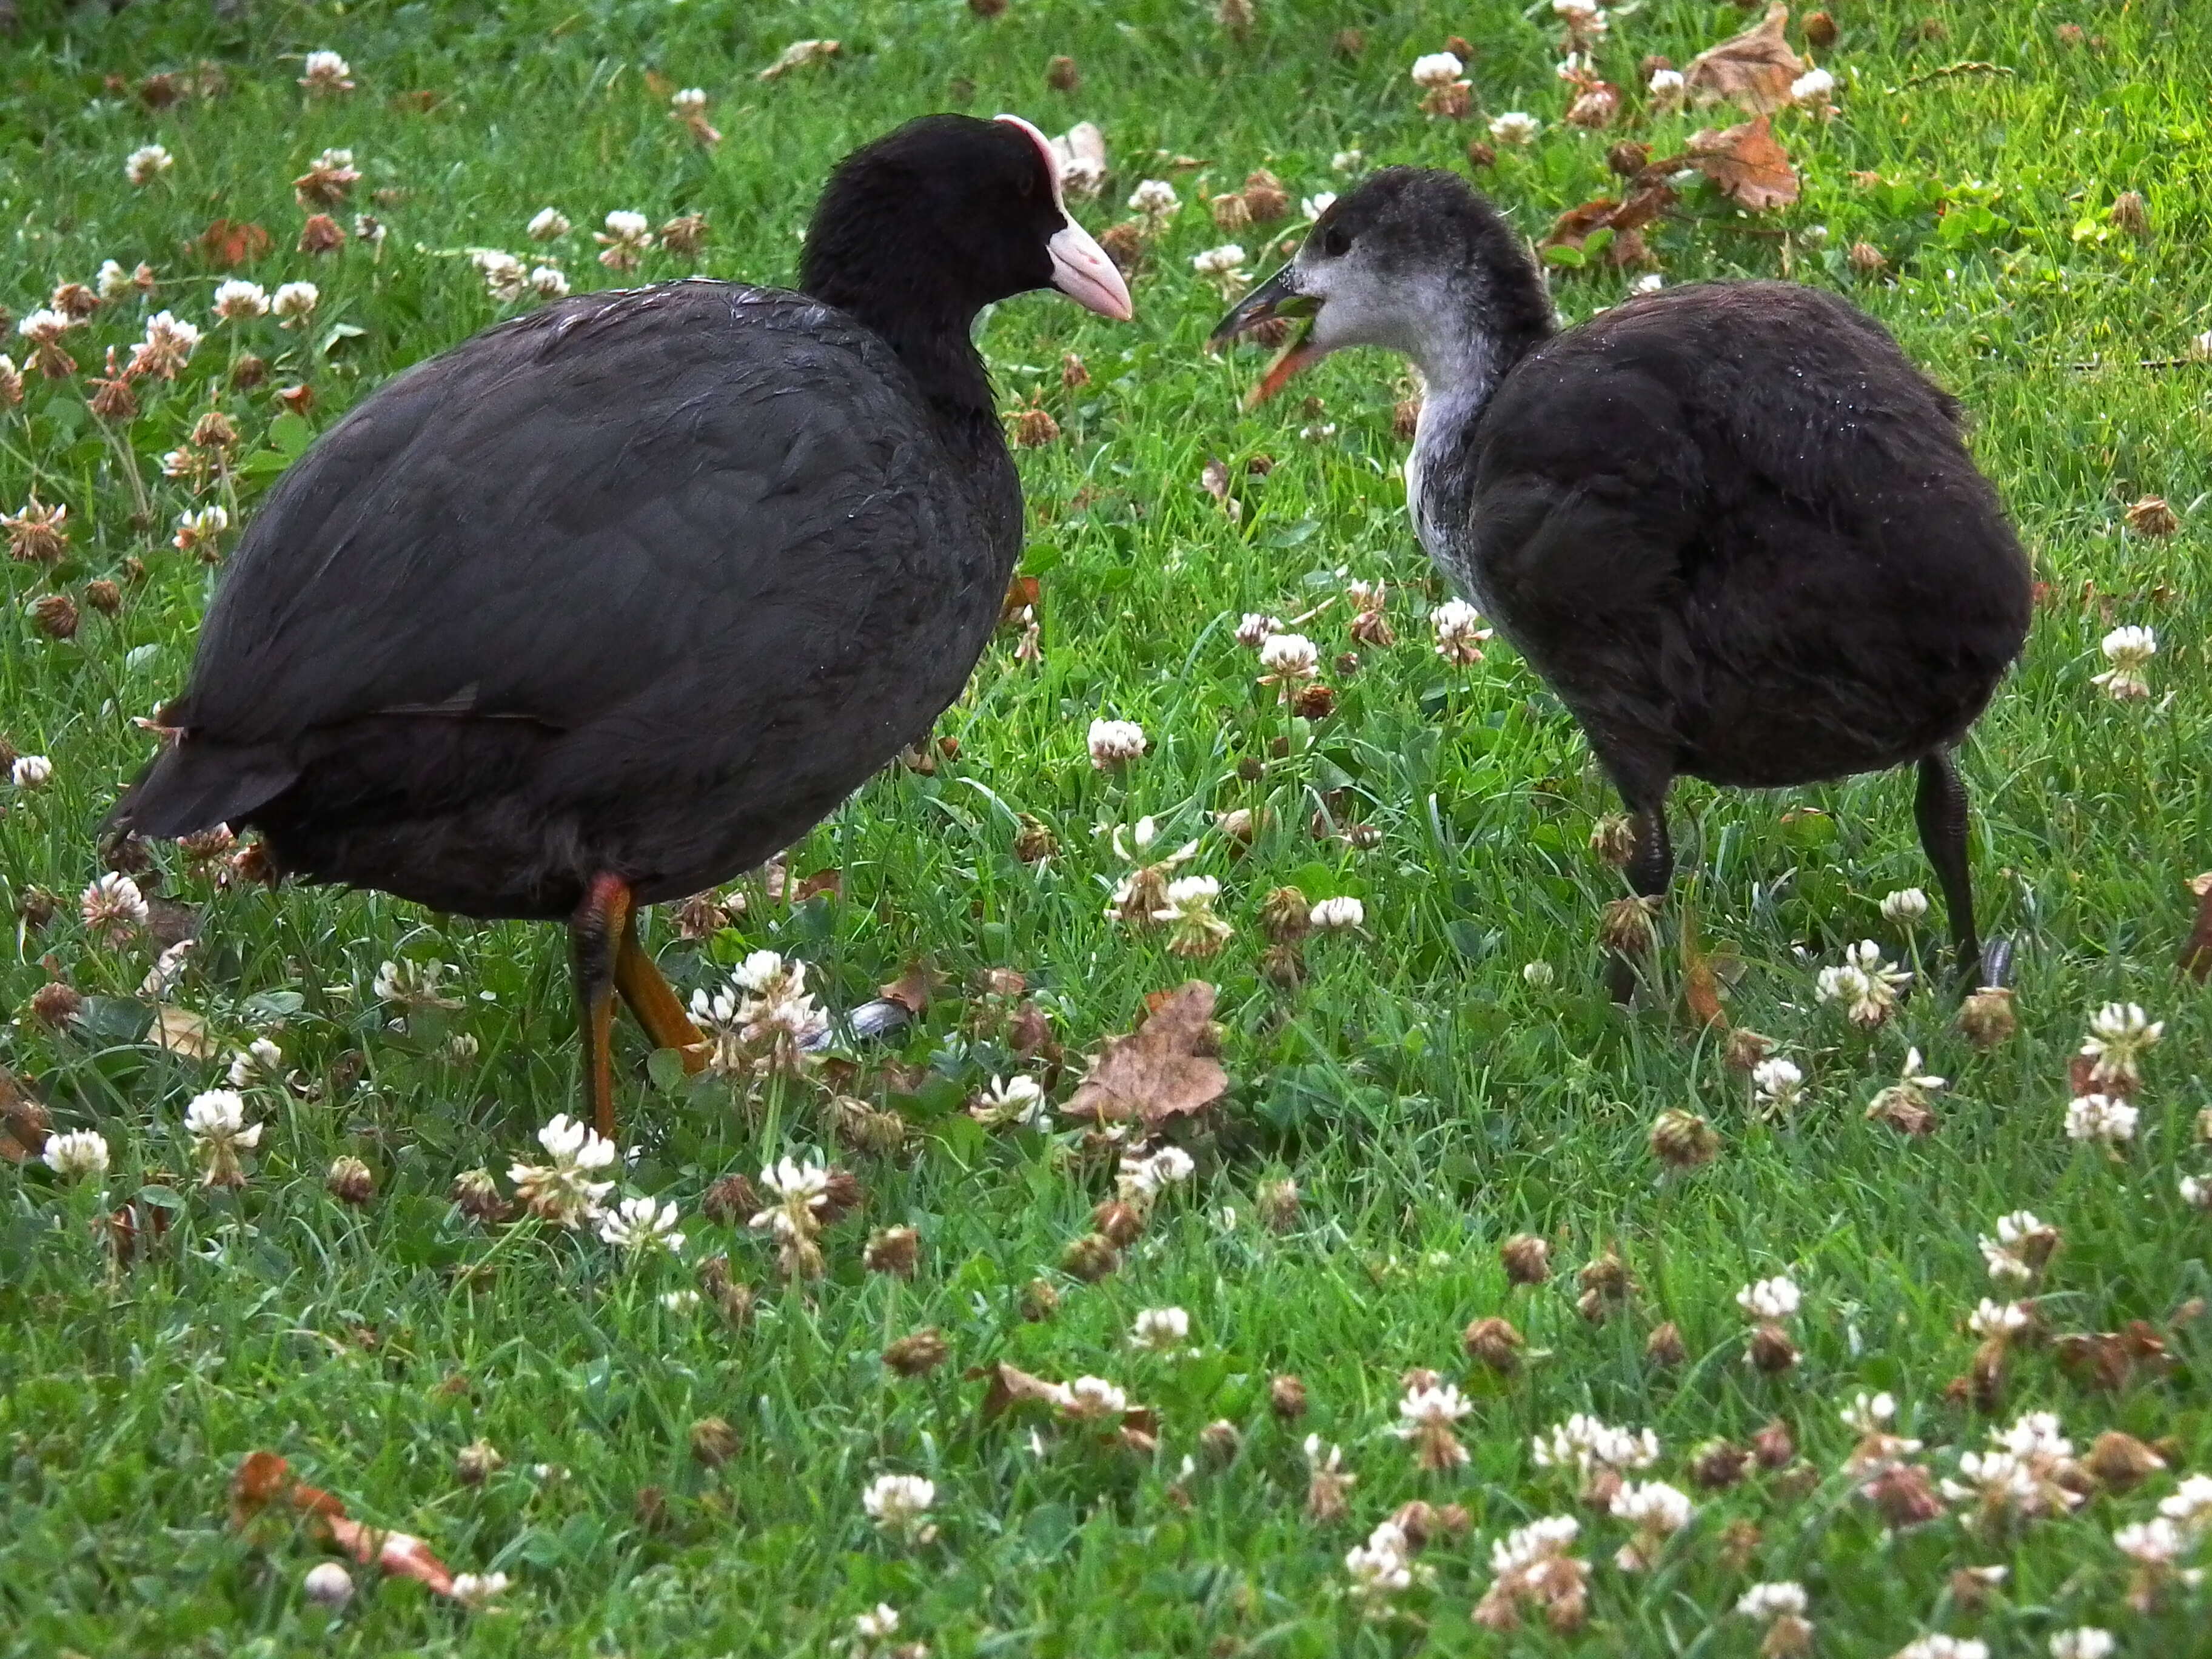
left=107, top=738, right=298, bottom=840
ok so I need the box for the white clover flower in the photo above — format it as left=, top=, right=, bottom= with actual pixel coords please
left=42, top=1128, right=110, bottom=1180
left=2159, top=1472, right=2212, bottom=1530
left=1895, top=1640, right=1988, bottom=1659
left=17, top=308, right=76, bottom=343
left=759, top=1152, right=831, bottom=1207
left=1841, top=1392, right=1897, bottom=1433
left=299, top=50, right=355, bottom=93
left=1235, top=611, right=1284, bottom=649
left=374, top=957, right=460, bottom=1008
left=597, top=1195, right=685, bottom=1255
left=2092, top=625, right=2156, bottom=700
left=660, top=1289, right=702, bottom=1313
left=1791, top=67, right=1837, bottom=107
left=528, top=266, right=570, bottom=300
left=1489, top=111, right=1541, bottom=145
left=1257, top=631, right=1320, bottom=683
left=173, top=505, right=231, bottom=556
left=1087, top=717, right=1147, bottom=768
left=1332, top=149, right=1364, bottom=174
left=1129, top=1306, right=1191, bottom=1352
left=131, top=311, right=201, bottom=377
left=1737, top=1581, right=1808, bottom=1620
left=1609, top=1480, right=1692, bottom=1570
left=227, top=1035, right=284, bottom=1088
left=2114, top=1516, right=2190, bottom=1565
left=1532, top=1413, right=1658, bottom=1475
left=1116, top=1145, right=1196, bottom=1204
left=1815, top=940, right=1910, bottom=1027
left=212, top=279, right=270, bottom=322
left=1153, top=874, right=1234, bottom=956
left=596, top=209, right=654, bottom=270
left=12, top=754, right=53, bottom=790
left=862, top=1473, right=935, bottom=1538
left=472, top=249, right=528, bottom=302
left=670, top=86, right=708, bottom=116
left=528, top=207, right=571, bottom=241
left=1191, top=243, right=1249, bottom=299
left=1631, top=272, right=1664, bottom=294
left=1522, top=960, right=1556, bottom=987
left=2080, top=1000, right=2162, bottom=1091
left=2183, top=1174, right=2212, bottom=1210
left=1128, top=178, right=1180, bottom=219
left=1344, top=1519, right=1416, bottom=1610
left=126, top=144, right=173, bottom=184
left=1968, top=1298, right=2031, bottom=1339
left=1737, top=1275, right=1801, bottom=1321
left=854, top=1604, right=901, bottom=1641
left=1063, top=1375, right=1129, bottom=1419
left=972, top=1073, right=1047, bottom=1129
left=449, top=1571, right=508, bottom=1608
left=1309, top=896, right=1365, bottom=931
left=95, top=260, right=132, bottom=300
left=1410, top=52, right=1464, bottom=89
left=2065, top=1092, right=2137, bottom=1147
left=1647, top=67, right=1687, bottom=105
left=1301, top=191, right=1337, bottom=220
left=2049, top=1631, right=2116, bottom=1659
left=1880, top=886, right=1929, bottom=923
left=185, top=1088, right=262, bottom=1186
left=271, top=282, right=319, bottom=324
left=1431, top=597, right=1493, bottom=665
left=302, top=1561, right=354, bottom=1608
left=508, top=1112, right=617, bottom=1227
left=79, top=872, right=149, bottom=941
left=1752, top=1056, right=1805, bottom=1111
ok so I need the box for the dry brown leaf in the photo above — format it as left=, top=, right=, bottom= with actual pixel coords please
left=1540, top=180, right=1677, bottom=266
left=976, top=1361, right=1069, bottom=1419
left=1062, top=981, right=1229, bottom=1127
left=1686, top=3, right=1805, bottom=115
left=153, top=1004, right=216, bottom=1061
left=642, top=69, right=675, bottom=99
left=1679, top=912, right=1728, bottom=1033
left=1686, top=116, right=1800, bottom=212
left=230, top=1452, right=459, bottom=1597
left=792, top=868, right=842, bottom=902
left=1200, top=458, right=1242, bottom=522
left=758, top=39, right=840, bottom=81
left=2181, top=873, right=2212, bottom=981
left=877, top=962, right=947, bottom=1016
left=195, top=219, right=273, bottom=268
left=1, top=1068, right=52, bottom=1162
left=999, top=573, right=1041, bottom=625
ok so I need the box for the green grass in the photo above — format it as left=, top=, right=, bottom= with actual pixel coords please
left=4, top=0, right=2211, bottom=1653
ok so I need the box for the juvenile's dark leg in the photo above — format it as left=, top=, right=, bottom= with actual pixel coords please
left=570, top=874, right=632, bottom=1141
left=615, top=914, right=707, bottom=1071
left=1913, top=749, right=1982, bottom=985
left=1604, top=792, right=1675, bottom=1004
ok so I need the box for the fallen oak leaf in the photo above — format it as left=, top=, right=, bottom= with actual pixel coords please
left=1539, top=179, right=1677, bottom=267
left=1062, top=981, right=1229, bottom=1128
left=229, top=1452, right=459, bottom=1597
left=1686, top=2, right=1805, bottom=116
left=1685, top=116, right=1799, bottom=212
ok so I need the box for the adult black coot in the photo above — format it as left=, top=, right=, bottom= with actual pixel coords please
left=1212, top=167, right=2031, bottom=996
left=109, top=114, right=1132, bottom=1133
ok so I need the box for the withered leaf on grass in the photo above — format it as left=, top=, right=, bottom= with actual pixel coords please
left=877, top=962, right=948, bottom=1016
left=1686, top=3, right=1805, bottom=115
left=999, top=573, right=1042, bottom=625
left=195, top=218, right=273, bottom=267
left=153, top=1004, right=216, bottom=1061
left=1540, top=181, right=1676, bottom=266
left=230, top=1451, right=458, bottom=1597
left=1679, top=910, right=1729, bottom=1033
left=972, top=1362, right=1161, bottom=1437
left=2180, top=871, right=2212, bottom=980
left=1061, top=980, right=1228, bottom=1127
left=1686, top=116, right=1800, bottom=212
left=0, top=1068, right=52, bottom=1162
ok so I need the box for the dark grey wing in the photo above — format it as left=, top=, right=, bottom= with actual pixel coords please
left=180, top=282, right=978, bottom=774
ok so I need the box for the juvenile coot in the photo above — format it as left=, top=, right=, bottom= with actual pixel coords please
left=109, top=114, right=1132, bottom=1133
left=1212, top=168, right=2031, bottom=994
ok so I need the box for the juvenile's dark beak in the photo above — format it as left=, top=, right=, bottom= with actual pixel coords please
left=1207, top=264, right=1322, bottom=408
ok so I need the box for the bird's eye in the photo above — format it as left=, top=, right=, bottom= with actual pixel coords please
left=1322, top=224, right=1352, bottom=258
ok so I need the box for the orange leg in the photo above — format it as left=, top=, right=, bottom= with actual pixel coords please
left=615, top=916, right=707, bottom=1072
left=569, top=874, right=632, bottom=1141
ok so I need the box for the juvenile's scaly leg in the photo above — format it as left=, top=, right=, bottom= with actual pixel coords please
left=1913, top=749, right=1982, bottom=986
left=615, top=914, right=708, bottom=1072
left=1604, top=794, right=1675, bottom=1004
left=570, top=874, right=632, bottom=1141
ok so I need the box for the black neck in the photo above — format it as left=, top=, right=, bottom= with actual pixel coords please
left=799, top=267, right=996, bottom=423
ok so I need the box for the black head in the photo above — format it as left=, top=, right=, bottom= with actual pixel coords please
left=801, top=114, right=1130, bottom=328
left=1210, top=167, right=1551, bottom=401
